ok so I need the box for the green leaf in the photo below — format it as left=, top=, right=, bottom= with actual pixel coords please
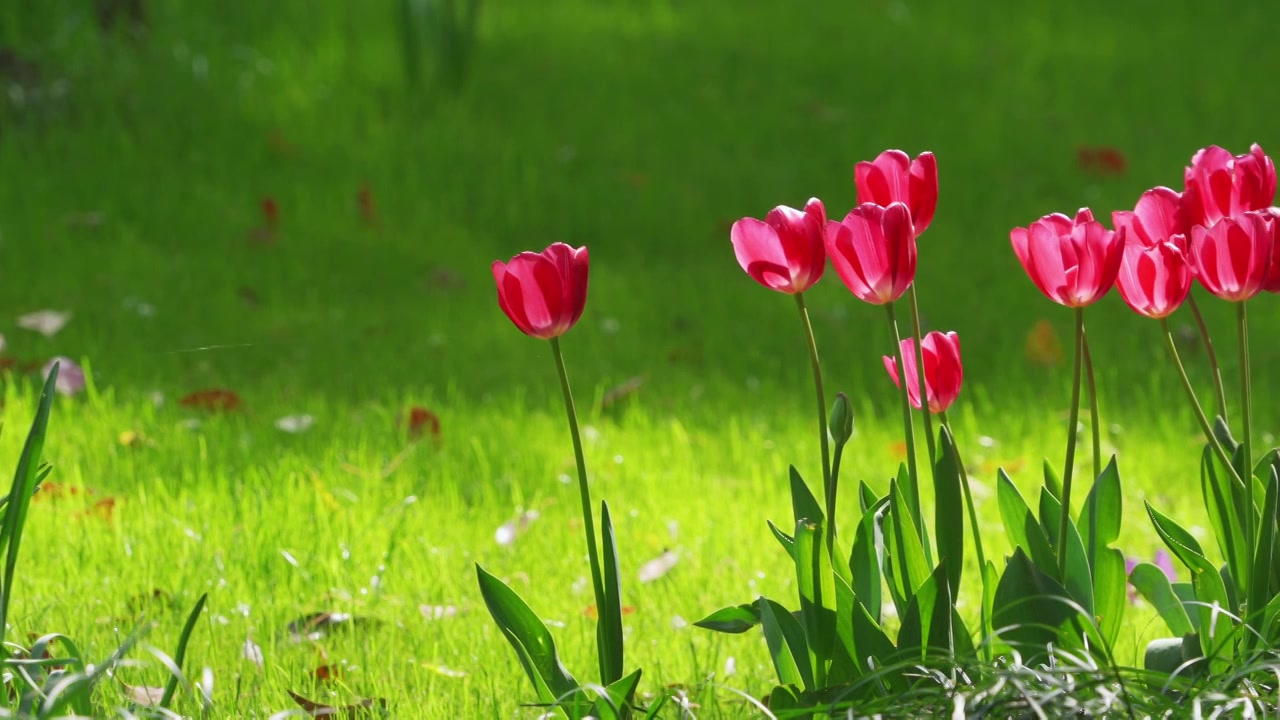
left=159, top=592, right=208, bottom=709
left=932, top=427, right=965, bottom=600
left=588, top=667, right=642, bottom=720
left=1091, top=548, right=1125, bottom=650
left=1130, top=562, right=1194, bottom=637
left=0, top=362, right=59, bottom=641
left=1201, top=444, right=1249, bottom=603
left=850, top=496, right=888, bottom=624
left=850, top=600, right=897, bottom=680
left=693, top=604, right=759, bottom=634
left=598, top=501, right=625, bottom=685
left=1212, top=415, right=1240, bottom=457
left=790, top=465, right=824, bottom=526
left=1145, top=503, right=1231, bottom=657
left=1038, top=488, right=1094, bottom=616
left=475, top=564, right=585, bottom=711
left=756, top=596, right=814, bottom=691
left=794, top=519, right=835, bottom=688
left=858, top=482, right=879, bottom=515
left=766, top=685, right=802, bottom=713
left=1247, top=468, right=1279, bottom=646
left=768, top=519, right=796, bottom=561
left=1079, top=456, right=1122, bottom=558
left=829, top=573, right=860, bottom=685
left=885, top=478, right=930, bottom=619
left=898, top=563, right=971, bottom=661
left=996, top=470, right=1056, bottom=574
left=992, top=548, right=1080, bottom=658
left=1042, top=459, right=1063, bottom=507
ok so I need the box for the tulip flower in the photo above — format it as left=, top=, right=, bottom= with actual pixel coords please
left=854, top=150, right=938, bottom=235
left=1010, top=208, right=1122, bottom=307
left=1189, top=210, right=1274, bottom=302
left=825, top=202, right=917, bottom=304
left=491, top=243, right=589, bottom=339
left=1183, top=144, right=1277, bottom=229
left=1112, top=187, right=1187, bottom=248
left=1263, top=207, right=1280, bottom=293
left=1115, top=238, right=1193, bottom=319
left=882, top=331, right=963, bottom=414
left=730, top=199, right=827, bottom=294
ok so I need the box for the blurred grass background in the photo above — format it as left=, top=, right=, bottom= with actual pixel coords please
left=1, top=0, right=1278, bottom=715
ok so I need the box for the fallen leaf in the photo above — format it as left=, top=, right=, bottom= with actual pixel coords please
left=404, top=407, right=440, bottom=442
left=180, top=389, right=241, bottom=412
left=1025, top=319, right=1063, bottom=367
left=18, top=309, right=71, bottom=337
left=583, top=604, right=637, bottom=620
left=124, top=684, right=166, bottom=707
left=601, top=376, right=644, bottom=411
left=357, top=184, right=380, bottom=229
left=262, top=197, right=280, bottom=230
left=42, top=357, right=86, bottom=396
left=287, top=689, right=386, bottom=717
left=286, top=612, right=382, bottom=641
left=276, top=414, right=316, bottom=433
left=73, top=497, right=116, bottom=522
left=125, top=588, right=171, bottom=615
left=419, top=604, right=458, bottom=621
left=637, top=549, right=679, bottom=583
left=314, top=664, right=341, bottom=682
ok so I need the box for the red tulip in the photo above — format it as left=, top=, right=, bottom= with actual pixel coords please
left=1189, top=210, right=1274, bottom=302
left=1112, top=187, right=1187, bottom=248
left=730, top=198, right=827, bottom=294
left=1115, top=237, right=1192, bottom=319
left=1010, top=208, right=1122, bottom=307
left=1262, top=207, right=1280, bottom=293
left=491, top=243, right=589, bottom=339
left=882, top=331, right=963, bottom=414
left=854, top=150, right=938, bottom=234
left=825, top=202, right=916, bottom=304
left=1183, top=144, right=1277, bottom=228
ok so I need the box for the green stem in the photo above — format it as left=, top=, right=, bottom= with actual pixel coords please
left=1082, top=331, right=1102, bottom=482
left=795, top=293, right=833, bottom=526
left=1188, top=293, right=1229, bottom=422
left=1057, top=308, right=1085, bottom=578
left=940, top=410, right=989, bottom=660
left=908, top=286, right=937, bottom=470
left=887, top=302, right=925, bottom=548
left=549, top=338, right=607, bottom=624
left=1159, top=319, right=1246, bottom=489
left=1237, top=302, right=1254, bottom=549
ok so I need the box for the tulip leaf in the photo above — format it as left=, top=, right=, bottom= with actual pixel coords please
left=475, top=564, right=587, bottom=712
left=850, top=496, right=888, bottom=625
left=766, top=685, right=802, bottom=713
left=858, top=481, right=879, bottom=515
left=996, top=470, right=1056, bottom=576
left=756, top=596, right=813, bottom=691
left=1201, top=444, right=1249, bottom=602
left=588, top=667, right=642, bottom=720
left=693, top=603, right=760, bottom=634
left=1092, top=547, right=1126, bottom=650
left=1145, top=502, right=1231, bottom=656
left=598, top=501, right=625, bottom=685
left=1078, top=456, right=1122, bottom=557
left=992, top=547, right=1078, bottom=660
left=1130, top=562, right=1194, bottom=637
left=932, top=427, right=965, bottom=601
left=794, top=519, right=835, bottom=688
left=768, top=519, right=796, bottom=561
left=1038, top=488, right=1094, bottom=617
left=1247, top=468, right=1280, bottom=647
left=829, top=572, right=859, bottom=685
left=851, top=597, right=896, bottom=681
left=789, top=465, right=824, bottom=526
left=885, top=478, right=930, bottom=619
left=1042, top=459, right=1063, bottom=510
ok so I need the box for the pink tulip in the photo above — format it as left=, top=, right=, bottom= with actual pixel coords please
left=492, top=243, right=589, bottom=340
left=825, top=202, right=917, bottom=305
left=1183, top=144, right=1277, bottom=229
left=1115, top=237, right=1192, bottom=319
left=730, top=198, right=827, bottom=294
left=1263, top=207, right=1280, bottom=293
left=1111, top=187, right=1188, bottom=249
left=1189, top=210, right=1274, bottom=302
left=854, top=150, right=938, bottom=235
left=882, top=331, right=963, bottom=414
left=1010, top=208, right=1122, bottom=307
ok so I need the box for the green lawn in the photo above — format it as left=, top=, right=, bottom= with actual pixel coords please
left=1, top=0, right=1279, bottom=715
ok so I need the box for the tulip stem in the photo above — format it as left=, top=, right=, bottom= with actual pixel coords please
left=1159, top=318, right=1246, bottom=487
left=940, top=410, right=989, bottom=660
left=549, top=337, right=607, bottom=658
left=1057, top=308, right=1085, bottom=578
left=795, top=293, right=834, bottom=535
left=887, top=302, right=926, bottom=552
left=908, top=286, right=938, bottom=470
left=1081, top=330, right=1102, bottom=483
left=1188, top=293, right=1230, bottom=422
left=1237, top=302, right=1254, bottom=549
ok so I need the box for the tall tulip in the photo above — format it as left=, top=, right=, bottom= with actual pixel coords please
left=1010, top=208, right=1122, bottom=308
left=825, top=202, right=917, bottom=305
left=1189, top=210, right=1274, bottom=303
left=1183, top=144, right=1277, bottom=229
left=882, top=331, right=963, bottom=414
left=854, top=150, right=938, bottom=235
left=730, top=199, right=827, bottom=294
left=1263, top=207, right=1280, bottom=293
left=491, top=243, right=589, bottom=339
left=1111, top=187, right=1187, bottom=248
left=1115, top=238, right=1192, bottom=320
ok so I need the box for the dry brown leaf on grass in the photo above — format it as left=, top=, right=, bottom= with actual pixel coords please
left=287, top=689, right=386, bottom=718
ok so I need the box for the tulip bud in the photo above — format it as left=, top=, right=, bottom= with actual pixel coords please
left=828, top=392, right=854, bottom=447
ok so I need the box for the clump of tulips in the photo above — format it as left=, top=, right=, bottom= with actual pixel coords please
left=476, top=144, right=1280, bottom=717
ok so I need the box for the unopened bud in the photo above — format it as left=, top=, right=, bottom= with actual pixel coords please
left=828, top=392, right=854, bottom=447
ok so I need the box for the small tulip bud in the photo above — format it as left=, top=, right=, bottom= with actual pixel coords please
left=828, top=392, right=854, bottom=447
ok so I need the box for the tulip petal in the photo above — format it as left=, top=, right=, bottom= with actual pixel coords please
left=731, top=218, right=793, bottom=292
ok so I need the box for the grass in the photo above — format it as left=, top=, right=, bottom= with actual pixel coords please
left=1, top=0, right=1279, bottom=715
